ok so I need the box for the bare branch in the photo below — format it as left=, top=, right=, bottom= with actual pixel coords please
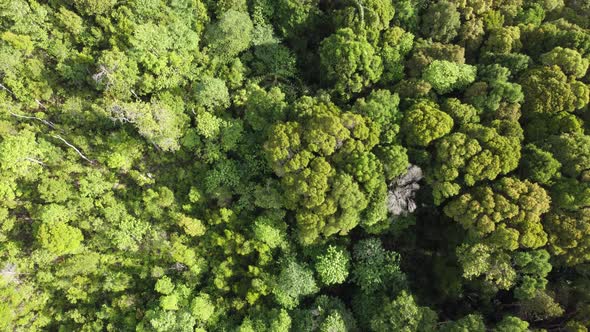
left=2, top=83, right=48, bottom=110
left=0, top=83, right=16, bottom=97
left=35, top=99, right=48, bottom=110
left=92, top=65, right=109, bottom=84
left=52, top=135, right=95, bottom=164
left=1, top=263, right=20, bottom=284
left=355, top=0, right=365, bottom=22
left=10, top=112, right=57, bottom=129
left=22, top=157, right=46, bottom=166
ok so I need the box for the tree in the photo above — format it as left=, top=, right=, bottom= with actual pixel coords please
left=379, top=27, right=414, bottom=84
left=352, top=238, right=405, bottom=294
left=482, top=26, right=522, bottom=54
left=430, top=122, right=522, bottom=203
left=194, top=110, right=223, bottom=139
left=422, top=60, right=477, bottom=94
left=494, top=316, right=529, bottom=332
left=545, top=133, right=590, bottom=181
left=251, top=214, right=286, bottom=251
left=406, top=40, right=466, bottom=77
left=272, top=0, right=321, bottom=40
left=194, top=76, right=230, bottom=111
left=441, top=98, right=480, bottom=127
left=353, top=89, right=403, bottom=144
left=370, top=291, right=437, bottom=332
left=464, top=64, right=524, bottom=118
left=213, top=0, right=248, bottom=17
left=239, top=308, right=291, bottom=332
left=36, top=221, right=84, bottom=256
left=192, top=293, right=215, bottom=323
left=92, top=50, right=139, bottom=99
left=439, top=314, right=485, bottom=332
left=515, top=3, right=545, bottom=26
left=264, top=95, right=385, bottom=244
left=523, top=112, right=584, bottom=142
left=333, top=0, right=395, bottom=43
left=72, top=0, right=117, bottom=15
left=513, top=249, right=552, bottom=300
left=540, top=47, right=589, bottom=78
left=444, top=177, right=551, bottom=249
left=544, top=209, right=590, bottom=266
left=242, top=85, right=287, bottom=132
left=314, top=245, right=350, bottom=285
left=518, top=290, right=565, bottom=321
left=420, top=1, right=461, bottom=43
left=110, top=96, right=188, bottom=151
left=480, top=52, right=531, bottom=76
left=273, top=260, right=319, bottom=309
left=320, top=28, right=383, bottom=99
left=264, top=121, right=309, bottom=176
left=375, top=144, right=409, bottom=181
left=520, top=144, right=561, bottom=185
left=205, top=10, right=253, bottom=60
left=519, top=65, right=578, bottom=115
left=402, top=100, right=454, bottom=147
left=292, top=295, right=357, bottom=332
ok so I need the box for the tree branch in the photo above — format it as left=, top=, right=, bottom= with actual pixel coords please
left=0, top=83, right=16, bottom=97
left=52, top=135, right=95, bottom=164
left=35, top=99, right=48, bottom=110
left=22, top=157, right=46, bottom=166
left=10, top=112, right=57, bottom=129
left=355, top=0, right=365, bottom=23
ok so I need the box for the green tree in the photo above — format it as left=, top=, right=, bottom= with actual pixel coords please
left=314, top=245, right=350, bottom=285
left=242, top=85, right=287, bottom=132
left=444, top=177, right=551, bottom=249
left=519, top=65, right=578, bottom=115
left=352, top=238, right=405, bottom=294
left=239, top=308, right=291, bottom=332
left=513, top=250, right=552, bottom=300
left=441, top=98, right=480, bottom=126
left=205, top=9, right=253, bottom=60
left=440, top=314, right=485, bottom=332
left=544, top=209, right=590, bottom=266
left=482, top=26, right=522, bottom=54
left=36, top=221, right=84, bottom=256
left=191, top=293, right=215, bottom=323
left=494, top=316, right=529, bottom=332
left=273, top=260, right=319, bottom=309
left=521, top=144, right=561, bottom=185
left=379, top=27, right=414, bottom=84
left=194, top=76, right=230, bottom=111
left=545, top=133, right=590, bottom=181
left=420, top=1, right=461, bottom=43
left=320, top=28, right=383, bottom=99
left=333, top=0, right=395, bottom=43
left=402, top=100, right=454, bottom=147
left=540, top=47, right=589, bottom=78
left=422, top=60, right=477, bottom=94
left=370, top=291, right=437, bottom=332
left=292, top=295, right=357, bottom=332
left=430, top=122, right=522, bottom=203
left=352, top=89, right=402, bottom=144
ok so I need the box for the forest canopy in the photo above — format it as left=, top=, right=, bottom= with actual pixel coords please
left=1, top=0, right=590, bottom=331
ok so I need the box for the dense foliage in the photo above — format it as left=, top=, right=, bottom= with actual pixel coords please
left=1, top=0, right=589, bottom=331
